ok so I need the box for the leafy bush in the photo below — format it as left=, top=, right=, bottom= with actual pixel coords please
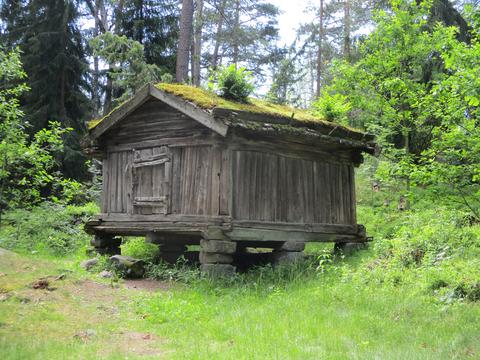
left=312, top=92, right=351, bottom=124
left=121, top=237, right=159, bottom=262
left=210, top=64, right=254, bottom=103
left=0, top=47, right=85, bottom=211
left=0, top=202, right=98, bottom=256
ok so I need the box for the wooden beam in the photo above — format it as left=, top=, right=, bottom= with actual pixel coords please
left=90, top=84, right=152, bottom=140
left=231, top=220, right=358, bottom=234
left=226, top=227, right=367, bottom=243
left=149, top=85, right=229, bottom=137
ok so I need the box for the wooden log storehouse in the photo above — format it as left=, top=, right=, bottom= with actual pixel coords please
left=84, top=83, right=376, bottom=275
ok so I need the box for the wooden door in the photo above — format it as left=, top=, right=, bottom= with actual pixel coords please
left=132, top=146, right=172, bottom=215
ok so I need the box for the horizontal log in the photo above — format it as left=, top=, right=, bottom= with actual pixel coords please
left=92, top=213, right=232, bottom=224
left=106, top=134, right=220, bottom=152
left=86, top=223, right=230, bottom=236
left=226, top=227, right=367, bottom=243
left=231, top=220, right=357, bottom=234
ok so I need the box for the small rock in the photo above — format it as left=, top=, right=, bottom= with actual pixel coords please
left=109, top=255, right=145, bottom=278
left=80, top=258, right=99, bottom=271
left=99, top=270, right=113, bottom=278
left=32, top=279, right=50, bottom=290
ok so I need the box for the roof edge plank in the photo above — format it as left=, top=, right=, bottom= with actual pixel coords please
left=90, top=84, right=152, bottom=140
left=148, top=84, right=228, bottom=136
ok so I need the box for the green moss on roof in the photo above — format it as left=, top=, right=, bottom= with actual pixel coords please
left=87, top=83, right=366, bottom=138
left=87, top=99, right=128, bottom=130
left=156, top=83, right=326, bottom=124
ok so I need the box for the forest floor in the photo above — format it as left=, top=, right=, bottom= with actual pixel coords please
left=0, top=242, right=479, bottom=359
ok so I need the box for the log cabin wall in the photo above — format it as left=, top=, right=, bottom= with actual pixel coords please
left=231, top=149, right=356, bottom=225
left=100, top=98, right=228, bottom=216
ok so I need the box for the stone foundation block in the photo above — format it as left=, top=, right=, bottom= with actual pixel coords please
left=272, top=251, right=305, bottom=265
left=199, top=252, right=233, bottom=264
left=202, top=228, right=226, bottom=240
left=200, top=264, right=236, bottom=278
left=91, top=235, right=121, bottom=248
left=334, top=242, right=369, bottom=255
left=87, top=246, right=120, bottom=256
left=277, top=241, right=306, bottom=252
left=200, top=240, right=236, bottom=254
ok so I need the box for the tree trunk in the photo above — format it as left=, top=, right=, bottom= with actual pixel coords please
left=344, top=0, right=351, bottom=61
left=232, top=0, right=240, bottom=68
left=192, top=0, right=203, bottom=86
left=316, top=0, right=324, bottom=98
left=176, top=0, right=194, bottom=83
left=211, top=0, right=226, bottom=71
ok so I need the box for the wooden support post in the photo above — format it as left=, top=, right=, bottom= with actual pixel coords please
left=333, top=224, right=370, bottom=255
left=145, top=232, right=188, bottom=264
left=158, top=243, right=188, bottom=264
left=199, top=229, right=236, bottom=277
left=90, top=234, right=122, bottom=255
left=333, top=242, right=369, bottom=255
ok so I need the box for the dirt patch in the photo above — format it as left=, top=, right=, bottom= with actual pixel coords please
left=123, top=279, right=171, bottom=292
left=66, top=279, right=121, bottom=303
left=100, top=331, right=167, bottom=358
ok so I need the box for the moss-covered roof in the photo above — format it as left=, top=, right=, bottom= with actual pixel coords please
left=157, top=83, right=321, bottom=121
left=88, top=83, right=371, bottom=142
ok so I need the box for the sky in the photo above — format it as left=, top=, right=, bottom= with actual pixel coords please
left=271, top=0, right=317, bottom=45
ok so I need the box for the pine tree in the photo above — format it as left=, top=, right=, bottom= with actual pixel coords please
left=120, top=0, right=179, bottom=72
left=1, top=0, right=90, bottom=179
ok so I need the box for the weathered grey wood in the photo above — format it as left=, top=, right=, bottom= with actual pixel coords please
left=93, top=213, right=231, bottom=224
left=89, top=84, right=375, bottom=258
left=101, top=157, right=108, bottom=213
left=149, top=85, right=228, bottom=136
left=107, top=134, right=218, bottom=152
left=231, top=220, right=357, bottom=234
left=226, top=228, right=365, bottom=243
left=90, top=84, right=151, bottom=140
left=219, top=148, right=230, bottom=216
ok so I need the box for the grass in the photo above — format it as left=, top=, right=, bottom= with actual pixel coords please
left=0, top=247, right=478, bottom=359
left=1, top=171, right=479, bottom=358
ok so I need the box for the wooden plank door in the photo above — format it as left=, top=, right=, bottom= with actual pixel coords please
left=132, top=146, right=172, bottom=215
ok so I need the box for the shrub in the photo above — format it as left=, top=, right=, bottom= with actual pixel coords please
left=211, top=64, right=254, bottom=103
left=0, top=202, right=98, bottom=256
left=312, top=92, right=351, bottom=124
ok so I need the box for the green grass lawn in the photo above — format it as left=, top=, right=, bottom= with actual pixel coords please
left=1, top=247, right=478, bottom=359
left=1, top=185, right=479, bottom=359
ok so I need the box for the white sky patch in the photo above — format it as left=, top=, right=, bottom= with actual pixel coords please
left=272, top=0, right=316, bottom=45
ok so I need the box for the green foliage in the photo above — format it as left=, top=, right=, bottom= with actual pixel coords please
left=0, top=0, right=91, bottom=180
left=90, top=32, right=162, bottom=106
left=0, top=202, right=97, bottom=256
left=118, top=0, right=179, bottom=73
left=312, top=92, right=352, bottom=124
left=210, top=64, right=255, bottom=103
left=0, top=47, right=84, bottom=211
left=318, top=0, right=480, bottom=218
left=121, top=237, right=159, bottom=263
left=145, top=259, right=201, bottom=283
